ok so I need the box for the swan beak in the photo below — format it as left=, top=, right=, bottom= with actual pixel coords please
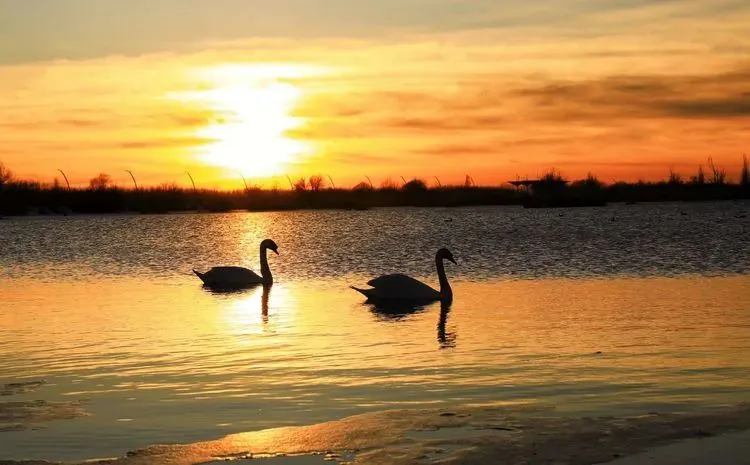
left=273, top=249, right=279, bottom=255
left=448, top=257, right=457, bottom=265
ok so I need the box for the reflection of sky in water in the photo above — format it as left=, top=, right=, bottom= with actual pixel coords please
left=1, top=273, right=749, bottom=460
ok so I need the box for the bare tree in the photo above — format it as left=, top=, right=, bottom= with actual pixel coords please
left=741, top=154, right=749, bottom=187
left=691, top=165, right=706, bottom=185
left=308, top=175, right=325, bottom=192
left=707, top=157, right=727, bottom=185
left=89, top=173, right=112, bottom=191
left=0, top=161, right=13, bottom=188
left=668, top=168, right=683, bottom=185
left=293, top=177, right=307, bottom=192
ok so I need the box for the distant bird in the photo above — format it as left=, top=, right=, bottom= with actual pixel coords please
left=194, top=239, right=279, bottom=289
left=351, top=248, right=456, bottom=303
left=680, top=210, right=688, bottom=216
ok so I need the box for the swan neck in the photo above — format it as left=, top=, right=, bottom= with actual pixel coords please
left=260, top=245, right=273, bottom=284
left=436, top=255, right=452, bottom=300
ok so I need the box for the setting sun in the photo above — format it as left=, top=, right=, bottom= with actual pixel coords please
left=174, top=64, right=318, bottom=180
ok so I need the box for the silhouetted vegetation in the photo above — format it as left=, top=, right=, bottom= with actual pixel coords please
left=0, top=156, right=748, bottom=216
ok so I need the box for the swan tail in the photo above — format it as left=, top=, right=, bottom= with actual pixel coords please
left=193, top=269, right=207, bottom=283
left=350, top=286, right=374, bottom=298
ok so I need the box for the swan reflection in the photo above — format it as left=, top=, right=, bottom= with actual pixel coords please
left=216, top=284, right=281, bottom=333
left=437, top=302, right=456, bottom=349
left=367, top=300, right=432, bottom=321
left=368, top=300, right=456, bottom=348
left=261, top=284, right=270, bottom=325
left=201, top=284, right=258, bottom=295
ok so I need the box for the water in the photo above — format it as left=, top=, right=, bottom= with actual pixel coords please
left=1, top=203, right=749, bottom=461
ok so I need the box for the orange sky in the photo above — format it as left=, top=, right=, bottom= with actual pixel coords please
left=1, top=0, right=749, bottom=188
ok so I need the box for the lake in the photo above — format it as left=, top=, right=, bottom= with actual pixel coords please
left=1, top=202, right=749, bottom=461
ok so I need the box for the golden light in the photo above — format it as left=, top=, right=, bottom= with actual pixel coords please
left=175, top=64, right=323, bottom=180
left=226, top=284, right=293, bottom=335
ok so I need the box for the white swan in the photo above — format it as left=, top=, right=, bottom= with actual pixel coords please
left=351, top=248, right=456, bottom=302
left=194, top=239, right=279, bottom=289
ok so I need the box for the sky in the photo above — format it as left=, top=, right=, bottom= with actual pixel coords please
left=1, top=0, right=749, bottom=188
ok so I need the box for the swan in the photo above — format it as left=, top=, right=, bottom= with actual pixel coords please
left=351, top=248, right=456, bottom=302
left=193, top=239, right=279, bottom=289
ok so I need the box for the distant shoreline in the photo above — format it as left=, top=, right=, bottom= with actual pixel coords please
left=0, top=182, right=747, bottom=217
left=2, top=158, right=749, bottom=216
left=0, top=197, right=749, bottom=220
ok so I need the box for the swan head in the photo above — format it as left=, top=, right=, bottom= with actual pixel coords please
left=437, top=248, right=456, bottom=265
left=261, top=239, right=279, bottom=255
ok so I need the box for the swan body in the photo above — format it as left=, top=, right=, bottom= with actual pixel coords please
left=352, top=248, right=456, bottom=302
left=194, top=239, right=278, bottom=289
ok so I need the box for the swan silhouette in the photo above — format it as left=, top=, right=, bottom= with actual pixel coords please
left=351, top=248, right=456, bottom=302
left=194, top=239, right=279, bottom=289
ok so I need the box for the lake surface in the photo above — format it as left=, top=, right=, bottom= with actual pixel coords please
left=1, top=203, right=749, bottom=461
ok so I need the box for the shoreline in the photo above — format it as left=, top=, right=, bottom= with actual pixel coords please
left=1, top=175, right=748, bottom=217
left=0, top=197, right=748, bottom=219
left=2, top=403, right=749, bottom=465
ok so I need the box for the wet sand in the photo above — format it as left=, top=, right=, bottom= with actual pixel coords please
left=2, top=403, right=749, bottom=464
left=1, top=382, right=47, bottom=397
left=0, top=381, right=88, bottom=433
left=605, top=429, right=750, bottom=465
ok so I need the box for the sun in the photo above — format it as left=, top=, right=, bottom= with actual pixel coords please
left=178, top=64, right=320, bottom=179
left=197, top=81, right=305, bottom=178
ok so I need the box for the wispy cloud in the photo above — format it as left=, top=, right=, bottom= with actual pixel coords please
left=517, top=64, right=750, bottom=119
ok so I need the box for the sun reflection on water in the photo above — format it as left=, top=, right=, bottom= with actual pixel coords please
left=224, top=284, right=293, bottom=334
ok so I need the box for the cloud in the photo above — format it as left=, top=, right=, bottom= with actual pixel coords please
left=290, top=63, right=750, bottom=151
left=0, top=118, right=103, bottom=130
left=118, top=136, right=211, bottom=150
left=515, top=64, right=750, bottom=120
left=3, top=0, right=750, bottom=65
left=657, top=95, right=750, bottom=118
